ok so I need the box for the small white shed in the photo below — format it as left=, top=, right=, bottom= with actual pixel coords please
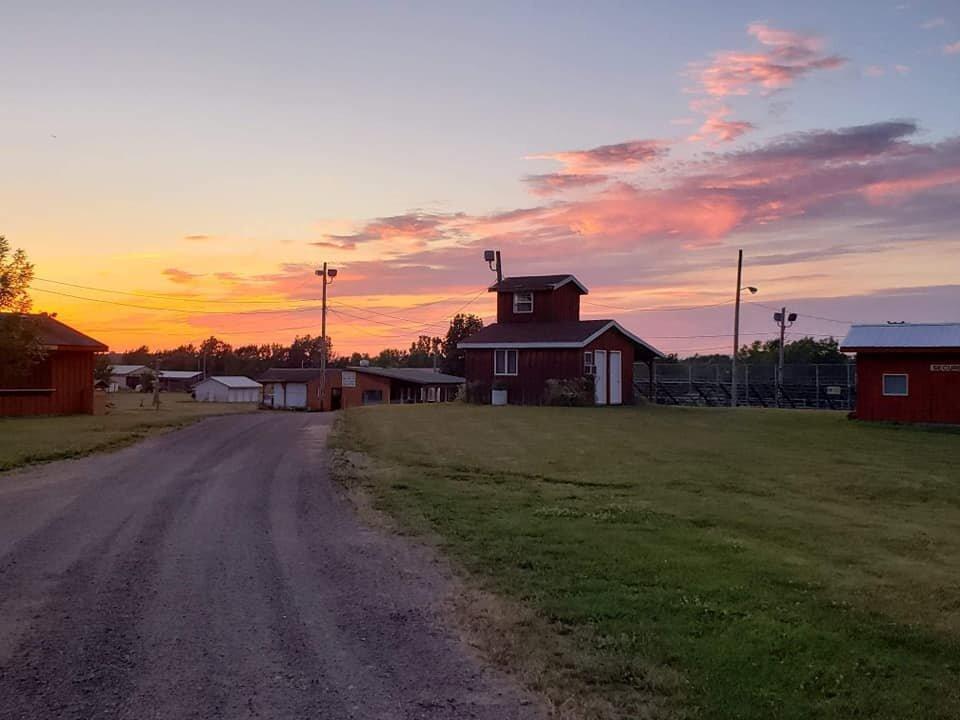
left=194, top=376, right=262, bottom=403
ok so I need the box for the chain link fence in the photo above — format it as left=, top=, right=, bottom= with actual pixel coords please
left=634, top=362, right=856, bottom=410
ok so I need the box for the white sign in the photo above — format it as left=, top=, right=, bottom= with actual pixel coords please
left=342, top=371, right=357, bottom=387
left=826, top=386, right=842, bottom=396
left=931, top=364, right=960, bottom=372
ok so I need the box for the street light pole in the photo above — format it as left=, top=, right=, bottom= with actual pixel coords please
left=731, top=250, right=743, bottom=407
left=316, top=262, right=337, bottom=410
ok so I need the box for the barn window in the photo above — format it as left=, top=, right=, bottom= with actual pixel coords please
left=494, top=349, right=518, bottom=376
left=362, top=389, right=384, bottom=405
left=882, top=373, right=908, bottom=396
left=583, top=351, right=595, bottom=375
left=513, top=292, right=534, bottom=314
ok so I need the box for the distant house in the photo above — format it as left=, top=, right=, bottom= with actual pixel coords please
left=193, top=376, right=262, bottom=403
left=108, top=364, right=149, bottom=391
left=841, top=323, right=960, bottom=424
left=259, top=366, right=465, bottom=411
left=157, top=370, right=203, bottom=392
left=458, top=274, right=664, bottom=405
left=0, top=314, right=108, bottom=416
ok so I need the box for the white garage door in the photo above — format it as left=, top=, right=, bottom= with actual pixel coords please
left=285, top=383, right=307, bottom=408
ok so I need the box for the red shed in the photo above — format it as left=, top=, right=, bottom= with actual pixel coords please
left=841, top=323, right=960, bottom=424
left=458, top=274, right=664, bottom=405
left=0, top=314, right=108, bottom=416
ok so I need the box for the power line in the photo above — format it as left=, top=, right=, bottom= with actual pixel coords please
left=582, top=298, right=736, bottom=313
left=29, top=287, right=322, bottom=316
left=32, top=276, right=318, bottom=306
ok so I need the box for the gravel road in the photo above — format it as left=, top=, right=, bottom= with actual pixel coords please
left=0, top=412, right=541, bottom=720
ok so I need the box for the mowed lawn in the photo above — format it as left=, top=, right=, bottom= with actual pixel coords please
left=333, top=404, right=960, bottom=720
left=0, top=392, right=257, bottom=471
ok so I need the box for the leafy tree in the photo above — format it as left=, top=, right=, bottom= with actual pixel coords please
left=441, top=313, right=483, bottom=376
left=123, top=345, right=154, bottom=366
left=407, top=335, right=443, bottom=368
left=373, top=348, right=408, bottom=368
left=0, top=237, right=46, bottom=385
left=94, top=354, right=113, bottom=385
left=287, top=334, right=330, bottom=367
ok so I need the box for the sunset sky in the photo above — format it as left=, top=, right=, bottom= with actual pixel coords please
left=4, top=1, right=960, bottom=356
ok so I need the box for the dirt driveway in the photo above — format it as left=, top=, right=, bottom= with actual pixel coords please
left=0, top=412, right=540, bottom=719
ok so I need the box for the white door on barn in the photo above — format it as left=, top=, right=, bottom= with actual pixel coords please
left=609, top=351, right=622, bottom=405
left=286, top=383, right=308, bottom=408
left=594, top=350, right=607, bottom=405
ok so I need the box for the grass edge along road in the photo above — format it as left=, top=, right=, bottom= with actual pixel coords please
left=331, top=404, right=960, bottom=720
left=0, top=392, right=258, bottom=472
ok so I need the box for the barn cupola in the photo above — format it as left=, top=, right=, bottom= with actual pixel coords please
left=489, top=274, right=588, bottom=324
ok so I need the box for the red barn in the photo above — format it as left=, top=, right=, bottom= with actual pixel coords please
left=841, top=323, right=960, bottom=424
left=458, top=274, right=663, bottom=405
left=0, top=314, right=108, bottom=416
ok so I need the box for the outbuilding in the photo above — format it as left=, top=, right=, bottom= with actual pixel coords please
left=108, top=364, right=149, bottom=391
left=458, top=274, right=664, bottom=405
left=193, top=376, right=262, bottom=403
left=841, top=322, right=960, bottom=424
left=0, top=313, right=108, bottom=416
left=157, top=370, right=203, bottom=392
left=258, top=368, right=326, bottom=409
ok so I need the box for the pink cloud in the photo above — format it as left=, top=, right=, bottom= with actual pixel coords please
left=162, top=268, right=203, bottom=284
left=693, top=23, right=846, bottom=99
left=944, top=41, right=960, bottom=55
left=528, top=139, right=667, bottom=173
left=864, top=65, right=885, bottom=77
left=689, top=105, right=755, bottom=143
left=522, top=173, right=609, bottom=196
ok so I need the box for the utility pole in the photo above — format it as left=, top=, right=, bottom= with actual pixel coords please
left=484, top=249, right=503, bottom=285
left=152, top=355, right=161, bottom=411
left=731, top=249, right=743, bottom=407
left=773, top=307, right=797, bottom=407
left=315, top=263, right=338, bottom=410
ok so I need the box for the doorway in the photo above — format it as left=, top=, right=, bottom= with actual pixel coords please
left=594, top=350, right=607, bottom=404
left=331, top=387, right=342, bottom=410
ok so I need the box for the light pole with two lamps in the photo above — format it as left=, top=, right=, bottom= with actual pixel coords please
left=315, top=262, right=337, bottom=409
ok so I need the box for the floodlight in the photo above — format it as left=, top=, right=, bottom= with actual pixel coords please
left=483, top=250, right=496, bottom=262
left=328, top=268, right=338, bottom=278
left=747, top=286, right=758, bottom=294
left=788, top=312, right=797, bottom=322
left=774, top=312, right=783, bottom=322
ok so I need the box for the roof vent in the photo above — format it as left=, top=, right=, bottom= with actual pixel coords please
left=359, top=359, right=371, bottom=366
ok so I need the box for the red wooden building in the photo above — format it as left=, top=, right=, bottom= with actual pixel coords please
left=841, top=323, right=960, bottom=424
left=458, top=274, right=663, bottom=405
left=0, top=314, right=108, bottom=416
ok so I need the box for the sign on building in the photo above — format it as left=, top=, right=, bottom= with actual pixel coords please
left=826, top=386, right=842, bottom=396
left=930, top=364, right=960, bottom=372
left=342, top=371, right=357, bottom=387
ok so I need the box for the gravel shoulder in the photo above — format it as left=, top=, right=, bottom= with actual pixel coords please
left=0, top=412, right=543, bottom=720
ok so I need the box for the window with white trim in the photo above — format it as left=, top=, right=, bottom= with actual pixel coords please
left=513, top=291, right=533, bottom=314
left=882, top=373, right=908, bottom=396
left=494, top=349, right=518, bottom=376
left=583, top=351, right=595, bottom=375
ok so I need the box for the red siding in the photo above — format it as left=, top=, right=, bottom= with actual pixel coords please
left=464, top=327, right=635, bottom=405
left=854, top=351, right=960, bottom=423
left=496, top=284, right=581, bottom=323
left=0, top=350, right=95, bottom=416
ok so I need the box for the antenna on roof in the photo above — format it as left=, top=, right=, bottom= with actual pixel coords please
left=483, top=249, right=503, bottom=285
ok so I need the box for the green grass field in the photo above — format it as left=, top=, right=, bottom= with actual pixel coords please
left=0, top=392, right=257, bottom=471
left=332, top=404, right=960, bottom=720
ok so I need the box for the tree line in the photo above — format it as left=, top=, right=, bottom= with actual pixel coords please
left=117, top=313, right=485, bottom=378
left=668, top=336, right=849, bottom=364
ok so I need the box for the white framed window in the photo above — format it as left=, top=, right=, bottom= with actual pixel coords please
left=882, top=373, right=908, bottom=396
left=494, top=349, right=518, bottom=376
left=426, top=387, right=438, bottom=402
left=513, top=291, right=534, bottom=314
left=583, top=351, right=595, bottom=375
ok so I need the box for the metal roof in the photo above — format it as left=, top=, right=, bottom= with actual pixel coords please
left=489, top=275, right=589, bottom=294
left=158, top=370, right=202, bottom=380
left=200, top=376, right=262, bottom=389
left=350, top=366, right=466, bottom=385
left=109, top=364, right=149, bottom=375
left=257, top=367, right=328, bottom=382
left=840, top=323, right=960, bottom=350
left=458, top=320, right=665, bottom=359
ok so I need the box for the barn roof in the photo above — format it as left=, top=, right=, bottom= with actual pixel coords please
left=840, top=323, right=960, bottom=351
left=489, top=274, right=588, bottom=294
left=458, top=319, right=665, bottom=359
left=109, top=364, right=149, bottom=376
left=158, top=370, right=202, bottom=380
left=0, top=313, right=108, bottom=352
left=257, top=367, right=327, bottom=382
left=202, top=376, right=262, bottom=388
left=350, top=366, right=465, bottom=385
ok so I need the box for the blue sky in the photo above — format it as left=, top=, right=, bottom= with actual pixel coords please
left=3, top=1, right=959, bottom=353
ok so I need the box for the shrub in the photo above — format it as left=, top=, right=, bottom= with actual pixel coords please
left=544, top=376, right=594, bottom=406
